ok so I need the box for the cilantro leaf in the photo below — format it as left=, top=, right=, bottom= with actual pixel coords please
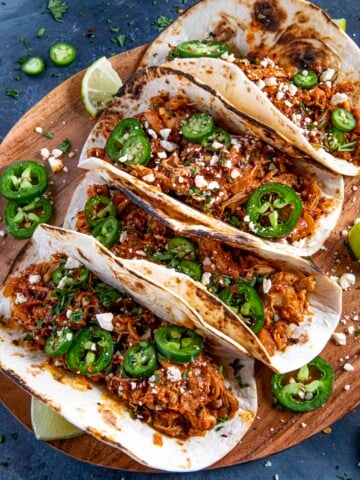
left=47, top=0, right=68, bottom=22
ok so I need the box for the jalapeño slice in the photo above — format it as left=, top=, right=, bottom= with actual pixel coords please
left=173, top=40, right=229, bottom=59
left=167, top=236, right=197, bottom=260
left=123, top=341, right=158, bottom=378
left=5, top=196, right=53, bottom=239
left=348, top=221, right=360, bottom=260
left=293, top=70, right=318, bottom=89
left=49, top=42, right=77, bottom=67
left=44, top=327, right=74, bottom=357
left=181, top=113, right=215, bottom=143
left=246, top=183, right=302, bottom=238
left=326, top=127, right=345, bottom=152
left=118, top=134, right=151, bottom=166
left=51, top=264, right=89, bottom=288
left=175, top=260, right=202, bottom=282
left=66, top=325, right=114, bottom=375
left=201, top=127, right=231, bottom=151
left=154, top=325, right=204, bottom=363
left=218, top=282, right=265, bottom=334
left=331, top=108, right=356, bottom=132
left=271, top=356, right=334, bottom=412
left=21, top=56, right=46, bottom=76
left=84, top=195, right=117, bottom=228
left=0, top=160, right=48, bottom=202
left=106, top=118, right=145, bottom=161
left=91, top=216, right=121, bottom=248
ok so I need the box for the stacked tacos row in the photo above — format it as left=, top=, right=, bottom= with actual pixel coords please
left=0, top=2, right=349, bottom=468
left=141, top=0, right=360, bottom=176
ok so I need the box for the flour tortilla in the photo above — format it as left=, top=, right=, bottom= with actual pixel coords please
left=78, top=66, right=344, bottom=257
left=0, top=224, right=257, bottom=472
left=64, top=169, right=342, bottom=373
left=141, top=0, right=360, bottom=176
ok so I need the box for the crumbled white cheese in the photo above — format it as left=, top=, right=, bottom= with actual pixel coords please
left=210, top=155, right=219, bottom=166
left=142, top=173, right=156, bottom=183
left=96, top=312, right=114, bottom=331
left=347, top=326, right=355, bottom=335
left=208, top=180, right=220, bottom=190
left=68, top=151, right=75, bottom=158
left=119, top=231, right=128, bottom=243
left=166, top=366, right=182, bottom=382
left=57, top=276, right=71, bottom=289
left=48, top=156, right=64, bottom=173
left=29, top=274, right=41, bottom=285
left=263, top=278, right=272, bottom=294
left=35, top=126, right=43, bottom=134
left=288, top=83, right=298, bottom=97
left=353, top=217, right=360, bottom=225
left=40, top=147, right=50, bottom=159
left=147, top=128, right=157, bottom=139
left=194, top=175, right=208, bottom=188
left=202, top=257, right=211, bottom=266
left=66, top=309, right=73, bottom=319
left=301, top=422, right=307, bottom=428
left=157, top=151, right=167, bottom=159
left=256, top=79, right=265, bottom=90
left=52, top=148, right=63, bottom=158
left=220, top=52, right=236, bottom=63
left=201, top=271, right=212, bottom=285
left=65, top=332, right=74, bottom=342
left=330, top=93, right=349, bottom=105
left=341, top=229, right=348, bottom=237
left=64, top=257, right=82, bottom=269
left=230, top=169, right=240, bottom=179
left=159, top=128, right=171, bottom=140
left=276, top=91, right=285, bottom=101
left=320, top=68, right=335, bottom=82
left=264, top=77, right=278, bottom=87
left=332, top=332, right=346, bottom=346
left=0, top=230, right=5, bottom=238
left=343, top=363, right=354, bottom=372
left=264, top=461, right=272, bottom=468
left=159, top=140, right=178, bottom=152
left=243, top=215, right=250, bottom=223
left=339, top=273, right=356, bottom=290
left=15, top=292, right=27, bottom=304
left=118, top=153, right=129, bottom=163
left=344, top=384, right=351, bottom=391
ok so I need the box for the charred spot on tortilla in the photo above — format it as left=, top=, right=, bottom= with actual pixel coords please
left=100, top=407, right=118, bottom=429
left=76, top=248, right=90, bottom=263
left=212, top=14, right=237, bottom=44
left=253, top=0, right=286, bottom=32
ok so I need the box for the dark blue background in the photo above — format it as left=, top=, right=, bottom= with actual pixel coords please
left=0, top=1, right=359, bottom=479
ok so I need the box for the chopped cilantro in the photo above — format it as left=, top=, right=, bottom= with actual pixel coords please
left=36, top=319, right=44, bottom=330
left=156, top=15, right=173, bottom=31
left=0, top=435, right=4, bottom=443
left=0, top=462, right=9, bottom=467
left=58, top=138, right=71, bottom=153
left=23, top=333, right=33, bottom=342
left=268, top=162, right=276, bottom=171
left=14, top=75, right=21, bottom=81
left=51, top=72, right=62, bottom=77
left=47, top=0, right=68, bottom=22
left=10, top=433, right=18, bottom=441
left=116, top=34, right=126, bottom=47
left=70, top=309, right=84, bottom=324
left=110, top=27, right=119, bottom=33
left=36, top=28, right=46, bottom=38
left=5, top=89, right=20, bottom=99
left=20, top=37, right=31, bottom=51
left=17, top=56, right=28, bottom=64
left=273, top=313, right=280, bottom=322
left=305, top=256, right=314, bottom=264
left=355, top=330, right=360, bottom=336
left=43, top=130, right=54, bottom=139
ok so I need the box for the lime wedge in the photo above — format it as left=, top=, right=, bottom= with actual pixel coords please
left=81, top=56, right=123, bottom=118
left=333, top=18, right=347, bottom=31
left=349, top=221, right=360, bottom=259
left=31, top=396, right=83, bottom=441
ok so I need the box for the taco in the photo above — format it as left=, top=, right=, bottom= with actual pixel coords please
left=0, top=224, right=257, bottom=472
left=140, top=0, right=360, bottom=176
left=63, top=168, right=342, bottom=373
left=79, top=66, right=343, bottom=257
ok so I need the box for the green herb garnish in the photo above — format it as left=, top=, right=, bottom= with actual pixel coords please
left=5, top=89, right=20, bottom=99
left=43, top=130, right=54, bottom=139
left=47, top=0, right=68, bottom=22
left=156, top=15, right=173, bottom=31
left=37, top=28, right=46, bottom=38
left=116, top=34, right=126, bottom=47
left=58, top=138, right=71, bottom=153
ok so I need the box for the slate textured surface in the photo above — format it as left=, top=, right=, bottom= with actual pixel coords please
left=0, top=1, right=360, bottom=479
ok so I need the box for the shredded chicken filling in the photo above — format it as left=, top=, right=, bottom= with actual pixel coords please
left=4, top=256, right=239, bottom=438
left=77, top=185, right=315, bottom=356
left=88, top=93, right=331, bottom=244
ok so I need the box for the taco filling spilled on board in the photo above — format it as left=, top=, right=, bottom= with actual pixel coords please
left=74, top=182, right=315, bottom=357
left=86, top=93, right=332, bottom=244
left=3, top=254, right=239, bottom=438
left=167, top=41, right=360, bottom=164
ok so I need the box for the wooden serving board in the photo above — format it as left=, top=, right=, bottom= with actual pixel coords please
left=0, top=45, right=359, bottom=473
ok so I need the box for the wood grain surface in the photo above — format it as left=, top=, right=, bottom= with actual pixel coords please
left=0, top=45, right=359, bottom=472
